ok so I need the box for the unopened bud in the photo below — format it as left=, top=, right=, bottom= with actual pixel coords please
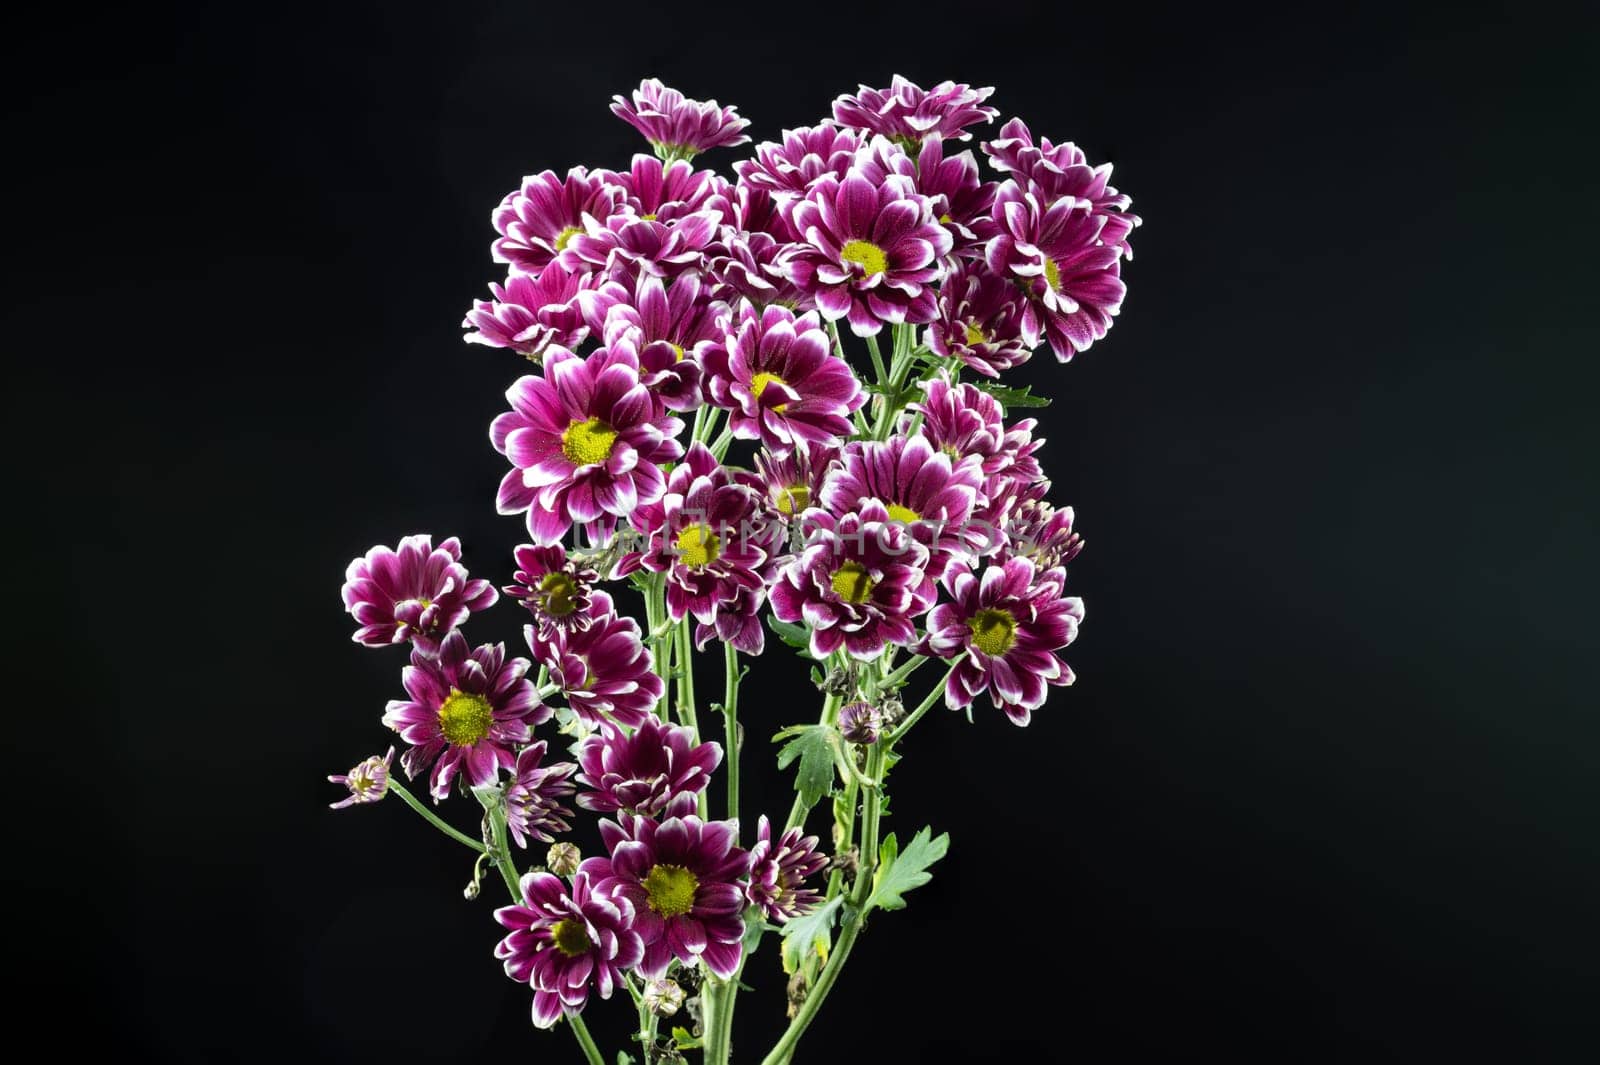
left=643, top=978, right=686, bottom=1018
left=546, top=841, right=581, bottom=877
left=838, top=701, right=882, bottom=745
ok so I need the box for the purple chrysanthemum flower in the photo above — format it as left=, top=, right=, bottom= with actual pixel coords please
left=982, top=118, right=1140, bottom=257
left=493, top=167, right=626, bottom=273
left=832, top=76, right=998, bottom=145
left=527, top=591, right=665, bottom=730
left=922, top=556, right=1084, bottom=726
left=327, top=747, right=394, bottom=809
left=462, top=262, right=594, bottom=361
left=582, top=813, right=750, bottom=979
left=744, top=443, right=841, bottom=522
left=605, top=154, right=729, bottom=224
left=505, top=544, right=599, bottom=637
left=562, top=208, right=722, bottom=283
left=787, top=171, right=951, bottom=336
left=1003, top=495, right=1085, bottom=571
left=495, top=869, right=644, bottom=1029
left=611, top=78, right=751, bottom=158
left=912, top=136, right=997, bottom=259
left=504, top=741, right=578, bottom=848
left=734, top=123, right=861, bottom=202
left=691, top=582, right=769, bottom=657
left=925, top=262, right=1034, bottom=377
left=575, top=716, right=723, bottom=819
left=769, top=501, right=935, bottom=661
left=382, top=632, right=545, bottom=800
left=820, top=435, right=987, bottom=580
left=985, top=181, right=1126, bottom=362
left=625, top=443, right=777, bottom=625
left=580, top=271, right=724, bottom=413
left=701, top=303, right=864, bottom=456
left=706, top=227, right=810, bottom=311
left=341, top=534, right=498, bottom=654
left=746, top=815, right=827, bottom=921
left=491, top=344, right=683, bottom=546
left=901, top=376, right=1042, bottom=526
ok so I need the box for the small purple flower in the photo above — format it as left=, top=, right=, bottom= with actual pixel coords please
left=527, top=591, right=665, bottom=730
left=462, top=263, right=594, bottom=361
left=769, top=502, right=935, bottom=661
left=837, top=702, right=882, bottom=746
left=504, top=741, right=578, bottom=848
left=575, top=716, right=723, bottom=819
left=582, top=813, right=751, bottom=979
left=505, top=544, right=599, bottom=637
left=580, top=271, right=724, bottom=413
left=923, top=556, right=1084, bottom=726
left=562, top=209, right=722, bottom=283
left=912, top=136, right=997, bottom=260
left=327, top=747, right=394, bottom=809
left=702, top=303, right=864, bottom=456
left=787, top=171, right=951, bottom=336
left=744, top=442, right=840, bottom=522
left=493, top=167, right=626, bottom=273
left=985, top=181, right=1126, bottom=362
left=1003, top=496, right=1085, bottom=571
left=982, top=118, right=1140, bottom=257
left=491, top=344, right=684, bottom=547
left=734, top=123, right=861, bottom=202
left=495, top=869, right=644, bottom=1029
left=901, top=376, right=1043, bottom=530
left=746, top=816, right=827, bottom=922
left=690, top=582, right=769, bottom=657
left=611, top=78, right=751, bottom=158
left=341, top=534, right=497, bottom=654
left=705, top=227, right=811, bottom=310
left=832, top=76, right=998, bottom=145
left=925, top=263, right=1034, bottom=377
left=606, top=154, right=729, bottom=224
left=382, top=632, right=545, bottom=800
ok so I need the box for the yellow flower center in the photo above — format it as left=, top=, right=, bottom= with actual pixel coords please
left=642, top=863, right=699, bottom=917
left=968, top=608, right=1018, bottom=657
left=554, top=225, right=582, bottom=252
left=938, top=212, right=952, bottom=224
left=670, top=342, right=685, bottom=363
left=642, top=212, right=658, bottom=221
left=775, top=485, right=810, bottom=516
left=840, top=239, right=889, bottom=277
left=750, top=372, right=790, bottom=412
left=964, top=321, right=987, bottom=346
left=537, top=571, right=580, bottom=617
left=438, top=689, right=494, bottom=746
left=550, top=918, right=592, bottom=957
left=675, top=523, right=721, bottom=569
left=1043, top=258, right=1062, bottom=292
left=885, top=503, right=920, bottom=525
left=561, top=417, right=619, bottom=467
left=829, top=561, right=876, bottom=604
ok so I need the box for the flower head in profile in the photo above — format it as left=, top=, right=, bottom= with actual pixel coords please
left=327, top=747, right=394, bottom=809
left=690, top=582, right=770, bottom=657
left=342, top=534, right=497, bottom=653
left=493, top=167, right=625, bottom=273
left=495, top=869, right=644, bottom=1029
left=491, top=344, right=683, bottom=546
left=581, top=813, right=751, bottom=979
left=787, top=171, right=951, bottom=336
left=922, top=556, right=1084, bottom=726
left=911, top=136, right=996, bottom=259
left=462, top=262, right=594, bottom=361
left=527, top=591, right=664, bottom=730
left=925, top=262, right=1034, bottom=377
left=382, top=632, right=545, bottom=799
left=611, top=78, right=751, bottom=158
left=504, top=741, right=579, bottom=848
left=1003, top=495, right=1085, bottom=571
left=575, top=716, right=722, bottom=819
left=734, top=123, right=860, bottom=202
left=982, top=117, right=1140, bottom=257
left=505, top=544, right=600, bottom=638
left=745, top=816, right=827, bottom=921
left=832, top=76, right=998, bottom=145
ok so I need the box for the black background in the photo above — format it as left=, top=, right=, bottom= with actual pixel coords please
left=11, top=1, right=1600, bottom=1060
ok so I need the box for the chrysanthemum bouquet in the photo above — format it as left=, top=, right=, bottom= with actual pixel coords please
left=329, top=75, right=1136, bottom=1063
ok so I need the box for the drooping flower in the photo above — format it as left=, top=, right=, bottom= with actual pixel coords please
left=925, top=262, right=1034, bottom=377
left=581, top=813, right=750, bottom=979
left=562, top=209, right=722, bottom=283
left=745, top=816, right=827, bottom=921
left=820, top=435, right=988, bottom=579
left=769, top=502, right=935, bottom=661
left=981, top=117, right=1140, bottom=257
left=837, top=701, right=882, bottom=745
left=575, top=716, right=722, bottom=819
left=527, top=591, right=664, bottom=729
left=495, top=869, right=644, bottom=1029
left=922, top=556, right=1084, bottom=726
left=504, top=741, right=579, bottom=848
left=341, top=534, right=498, bottom=653
left=701, top=303, right=864, bottom=455
left=462, top=263, right=594, bottom=360
left=786, top=171, right=951, bottom=336
left=493, top=167, right=626, bottom=273
left=985, top=182, right=1125, bottom=362
left=327, top=747, right=394, bottom=809
left=505, top=544, right=599, bottom=637
left=901, top=376, right=1043, bottom=527
left=690, top=582, right=769, bottom=657
left=1003, top=496, right=1085, bottom=571
left=491, top=344, right=683, bottom=546
left=832, top=76, right=998, bottom=145
left=611, top=78, right=751, bottom=158
left=580, top=271, right=723, bottom=413
left=734, top=123, right=861, bottom=202
left=381, top=632, right=545, bottom=800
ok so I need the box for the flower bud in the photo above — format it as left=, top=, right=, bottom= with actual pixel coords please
left=643, top=978, right=686, bottom=1018
left=546, top=841, right=581, bottom=877
left=838, top=701, right=882, bottom=745
left=327, top=747, right=394, bottom=809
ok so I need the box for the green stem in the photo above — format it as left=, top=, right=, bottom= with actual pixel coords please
left=758, top=909, right=866, bottom=1065
left=676, top=618, right=707, bottom=819
left=566, top=1012, right=605, bottom=1065
left=855, top=744, right=889, bottom=901
left=709, top=426, right=736, bottom=461
left=387, top=780, right=486, bottom=853
left=880, top=653, right=928, bottom=691
left=864, top=332, right=887, bottom=382
left=481, top=794, right=522, bottom=900
left=884, top=663, right=958, bottom=747
left=647, top=573, right=672, bottom=712
left=723, top=642, right=742, bottom=832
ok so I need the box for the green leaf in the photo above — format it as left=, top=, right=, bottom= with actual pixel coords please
left=616, top=1054, right=636, bottom=1065
left=779, top=895, right=843, bottom=973
left=866, top=826, right=950, bottom=912
left=767, top=616, right=812, bottom=655
left=970, top=381, right=1052, bottom=409
left=774, top=724, right=841, bottom=809
left=671, top=1026, right=702, bottom=1049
